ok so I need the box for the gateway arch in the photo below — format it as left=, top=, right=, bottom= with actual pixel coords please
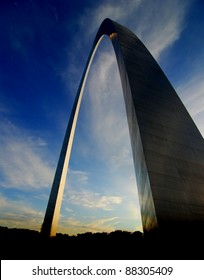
left=41, top=18, right=204, bottom=237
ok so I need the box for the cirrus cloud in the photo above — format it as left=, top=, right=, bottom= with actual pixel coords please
left=0, top=121, right=54, bottom=189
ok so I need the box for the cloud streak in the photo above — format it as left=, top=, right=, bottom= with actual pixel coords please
left=0, top=194, right=43, bottom=231
left=58, top=216, right=119, bottom=235
left=79, top=0, right=141, bottom=36
left=85, top=43, right=133, bottom=169
left=64, top=188, right=122, bottom=211
left=133, top=0, right=191, bottom=59
left=0, top=121, right=54, bottom=189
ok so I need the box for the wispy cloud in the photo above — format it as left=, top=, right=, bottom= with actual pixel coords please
left=59, top=201, right=142, bottom=234
left=58, top=216, right=119, bottom=235
left=0, top=121, right=54, bottom=189
left=85, top=45, right=133, bottom=169
left=68, top=169, right=89, bottom=185
left=0, top=193, right=43, bottom=231
left=64, top=188, right=122, bottom=211
left=133, top=0, right=191, bottom=59
left=60, top=166, right=142, bottom=234
left=79, top=0, right=141, bottom=36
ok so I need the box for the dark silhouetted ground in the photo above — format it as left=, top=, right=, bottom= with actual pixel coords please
left=0, top=226, right=203, bottom=259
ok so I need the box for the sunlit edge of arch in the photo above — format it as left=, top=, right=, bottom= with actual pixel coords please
left=50, top=36, right=105, bottom=237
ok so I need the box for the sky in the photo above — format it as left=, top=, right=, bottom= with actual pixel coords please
left=0, top=0, right=204, bottom=236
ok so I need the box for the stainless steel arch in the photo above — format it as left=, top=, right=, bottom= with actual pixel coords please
left=41, top=18, right=204, bottom=237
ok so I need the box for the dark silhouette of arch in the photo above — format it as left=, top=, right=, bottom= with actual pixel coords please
left=41, top=18, right=204, bottom=238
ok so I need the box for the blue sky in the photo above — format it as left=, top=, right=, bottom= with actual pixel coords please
left=0, top=0, right=204, bottom=235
